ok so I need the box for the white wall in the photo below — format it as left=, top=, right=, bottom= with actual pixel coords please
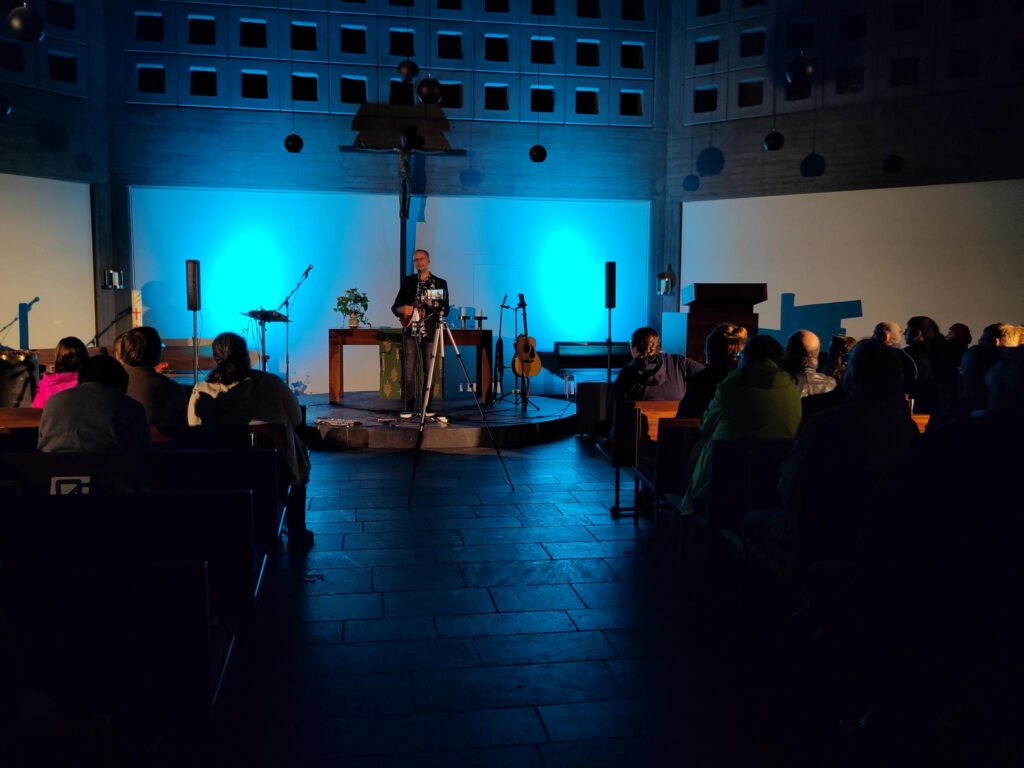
left=413, top=196, right=650, bottom=351
left=0, top=173, right=94, bottom=349
left=680, top=180, right=1024, bottom=341
left=131, top=187, right=650, bottom=395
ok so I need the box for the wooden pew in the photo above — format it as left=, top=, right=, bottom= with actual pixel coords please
left=0, top=407, right=41, bottom=451
left=0, top=448, right=283, bottom=555
left=690, top=438, right=794, bottom=611
left=0, top=491, right=255, bottom=719
left=604, top=400, right=685, bottom=520
left=1, top=561, right=215, bottom=720
left=0, top=405, right=42, bottom=428
left=635, top=417, right=701, bottom=530
left=0, top=491, right=256, bottom=627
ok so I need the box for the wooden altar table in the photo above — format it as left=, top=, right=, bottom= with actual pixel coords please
left=328, top=328, right=493, bottom=405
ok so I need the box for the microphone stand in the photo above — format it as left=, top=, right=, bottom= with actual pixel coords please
left=87, top=306, right=132, bottom=348
left=277, top=265, right=313, bottom=387
left=0, top=313, right=19, bottom=347
left=493, top=293, right=509, bottom=402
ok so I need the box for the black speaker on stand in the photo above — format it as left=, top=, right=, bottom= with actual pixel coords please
left=605, top=261, right=616, bottom=385
left=185, top=260, right=201, bottom=386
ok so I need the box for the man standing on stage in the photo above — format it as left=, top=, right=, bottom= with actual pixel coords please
left=392, top=249, right=450, bottom=415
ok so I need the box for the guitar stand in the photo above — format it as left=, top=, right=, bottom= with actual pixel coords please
left=515, top=370, right=541, bottom=413
left=501, top=302, right=540, bottom=412
left=406, top=311, right=514, bottom=509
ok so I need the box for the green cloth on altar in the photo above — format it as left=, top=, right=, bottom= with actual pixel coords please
left=377, top=328, right=442, bottom=400
left=378, top=329, right=403, bottom=399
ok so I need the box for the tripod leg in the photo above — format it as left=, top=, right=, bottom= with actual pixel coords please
left=442, top=323, right=515, bottom=493
left=407, top=322, right=444, bottom=509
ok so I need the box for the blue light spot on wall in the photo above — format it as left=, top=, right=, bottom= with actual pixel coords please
left=535, top=227, right=607, bottom=340
left=204, top=228, right=288, bottom=332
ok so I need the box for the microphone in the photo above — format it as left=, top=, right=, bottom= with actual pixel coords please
left=303, top=264, right=313, bottom=277
left=500, top=293, right=509, bottom=309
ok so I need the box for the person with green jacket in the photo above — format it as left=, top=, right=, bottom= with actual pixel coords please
left=682, top=334, right=802, bottom=514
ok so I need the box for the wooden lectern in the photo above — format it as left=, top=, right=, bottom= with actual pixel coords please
left=680, top=283, right=767, bottom=363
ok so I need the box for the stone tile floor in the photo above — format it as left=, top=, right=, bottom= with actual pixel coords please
left=213, top=437, right=765, bottom=767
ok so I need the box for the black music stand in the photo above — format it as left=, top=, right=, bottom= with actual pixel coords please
left=243, top=309, right=290, bottom=372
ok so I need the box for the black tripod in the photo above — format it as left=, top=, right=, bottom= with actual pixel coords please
left=406, top=308, right=514, bottom=509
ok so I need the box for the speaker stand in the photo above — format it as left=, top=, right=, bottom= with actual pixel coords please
left=606, top=307, right=613, bottom=386
left=191, top=309, right=199, bottom=387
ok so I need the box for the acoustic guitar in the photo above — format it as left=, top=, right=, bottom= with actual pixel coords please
left=398, top=306, right=422, bottom=329
left=399, top=286, right=446, bottom=328
left=511, top=294, right=542, bottom=377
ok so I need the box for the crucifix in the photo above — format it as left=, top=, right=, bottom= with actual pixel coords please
left=341, top=103, right=466, bottom=281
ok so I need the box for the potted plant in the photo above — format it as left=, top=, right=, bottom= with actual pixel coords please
left=334, top=288, right=369, bottom=328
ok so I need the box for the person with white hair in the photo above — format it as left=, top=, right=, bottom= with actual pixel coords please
left=872, top=320, right=918, bottom=400
left=871, top=321, right=904, bottom=348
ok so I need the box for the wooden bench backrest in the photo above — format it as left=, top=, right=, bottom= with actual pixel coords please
left=0, top=406, right=42, bottom=429
left=651, top=418, right=702, bottom=494
left=611, top=400, right=691, bottom=467
left=0, top=490, right=256, bottom=621
left=1, top=560, right=216, bottom=716
left=0, top=448, right=282, bottom=553
left=707, top=438, right=794, bottom=531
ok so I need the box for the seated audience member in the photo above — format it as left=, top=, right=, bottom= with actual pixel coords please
left=979, top=322, right=1019, bottom=348
left=800, top=334, right=859, bottom=421
left=745, top=341, right=917, bottom=566
left=856, top=348, right=1024, bottom=762
left=115, top=327, right=187, bottom=427
left=611, top=326, right=704, bottom=405
left=928, top=345, right=1006, bottom=429
left=38, top=354, right=149, bottom=453
left=945, top=322, right=972, bottom=368
left=903, top=316, right=957, bottom=414
left=188, top=332, right=312, bottom=549
left=870, top=321, right=901, bottom=347
left=31, top=336, right=89, bottom=408
left=682, top=335, right=801, bottom=513
left=871, top=320, right=917, bottom=394
left=823, top=334, right=857, bottom=385
left=676, top=323, right=747, bottom=419
left=784, top=330, right=837, bottom=397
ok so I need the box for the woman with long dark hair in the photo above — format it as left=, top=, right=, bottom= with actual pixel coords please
left=31, top=335, right=89, bottom=408
left=188, top=332, right=313, bottom=549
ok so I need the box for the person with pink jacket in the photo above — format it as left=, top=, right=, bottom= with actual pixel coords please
left=32, top=336, right=88, bottom=408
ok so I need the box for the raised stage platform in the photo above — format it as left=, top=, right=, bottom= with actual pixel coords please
left=300, top=392, right=577, bottom=451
